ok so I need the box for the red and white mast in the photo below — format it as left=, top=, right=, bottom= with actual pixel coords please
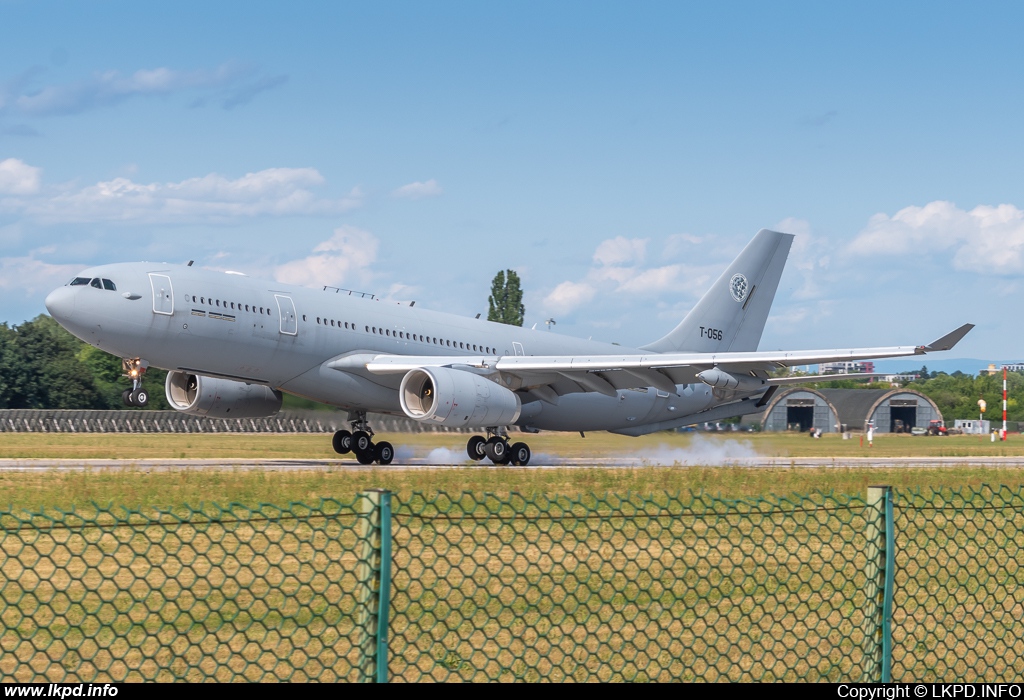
left=1003, top=366, right=1008, bottom=441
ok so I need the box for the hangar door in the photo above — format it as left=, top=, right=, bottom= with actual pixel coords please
left=786, top=398, right=815, bottom=432
left=889, top=398, right=917, bottom=433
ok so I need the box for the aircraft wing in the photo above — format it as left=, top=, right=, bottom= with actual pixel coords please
left=362, top=323, right=973, bottom=399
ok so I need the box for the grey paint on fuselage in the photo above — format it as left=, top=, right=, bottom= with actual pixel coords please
left=45, top=262, right=718, bottom=432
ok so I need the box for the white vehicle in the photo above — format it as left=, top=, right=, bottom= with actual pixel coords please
left=44, top=229, right=972, bottom=465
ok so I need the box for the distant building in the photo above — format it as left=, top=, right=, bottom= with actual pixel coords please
left=955, top=419, right=990, bottom=434
left=981, top=363, right=1024, bottom=376
left=883, top=374, right=920, bottom=383
left=820, top=361, right=875, bottom=375
left=755, top=387, right=942, bottom=433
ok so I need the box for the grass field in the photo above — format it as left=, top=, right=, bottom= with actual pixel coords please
left=2, top=432, right=1021, bottom=682
left=4, top=429, right=1024, bottom=460
left=2, top=432, right=1024, bottom=511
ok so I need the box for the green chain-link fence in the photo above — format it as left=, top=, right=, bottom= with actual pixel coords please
left=0, top=496, right=389, bottom=682
left=390, top=491, right=880, bottom=682
left=892, top=485, right=1024, bottom=682
left=2, top=486, right=1022, bottom=682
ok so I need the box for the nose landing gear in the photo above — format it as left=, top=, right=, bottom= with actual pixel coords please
left=331, top=411, right=394, bottom=465
left=121, top=358, right=149, bottom=407
left=466, top=429, right=532, bottom=466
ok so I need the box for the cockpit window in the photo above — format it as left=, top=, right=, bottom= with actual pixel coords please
left=70, top=277, right=91, bottom=286
left=90, top=278, right=102, bottom=289
left=102, top=279, right=116, bottom=291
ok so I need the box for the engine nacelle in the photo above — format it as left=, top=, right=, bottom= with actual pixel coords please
left=400, top=366, right=521, bottom=428
left=165, top=371, right=283, bottom=419
left=696, top=368, right=769, bottom=392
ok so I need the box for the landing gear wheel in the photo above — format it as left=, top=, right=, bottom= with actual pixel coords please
left=352, top=431, right=373, bottom=453
left=122, top=389, right=134, bottom=407
left=355, top=445, right=376, bottom=465
left=332, top=430, right=353, bottom=454
left=485, top=437, right=510, bottom=464
left=375, top=441, right=395, bottom=465
left=509, top=442, right=531, bottom=466
left=467, top=435, right=487, bottom=461
left=132, top=388, right=148, bottom=407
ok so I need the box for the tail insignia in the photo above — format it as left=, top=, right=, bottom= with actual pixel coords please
left=729, top=273, right=749, bottom=302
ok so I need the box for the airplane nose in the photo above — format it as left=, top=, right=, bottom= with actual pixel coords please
left=44, top=286, right=76, bottom=322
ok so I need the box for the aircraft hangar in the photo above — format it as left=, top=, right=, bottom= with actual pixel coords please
left=757, top=388, right=943, bottom=433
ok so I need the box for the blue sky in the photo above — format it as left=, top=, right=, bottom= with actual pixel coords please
left=2, top=1, right=1023, bottom=365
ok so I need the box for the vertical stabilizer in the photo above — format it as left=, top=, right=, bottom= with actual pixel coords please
left=641, top=229, right=793, bottom=353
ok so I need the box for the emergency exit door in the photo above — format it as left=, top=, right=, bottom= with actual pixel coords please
left=148, top=274, right=174, bottom=315
left=275, top=295, right=297, bottom=335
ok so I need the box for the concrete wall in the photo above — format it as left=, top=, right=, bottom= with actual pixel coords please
left=0, top=409, right=474, bottom=434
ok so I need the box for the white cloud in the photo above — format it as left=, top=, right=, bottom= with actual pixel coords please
left=593, top=236, right=647, bottom=266
left=2, top=62, right=285, bottom=116
left=392, top=179, right=443, bottom=199
left=0, top=162, right=363, bottom=224
left=544, top=280, right=596, bottom=315
left=0, top=256, right=79, bottom=294
left=848, top=201, right=1024, bottom=274
left=661, top=233, right=704, bottom=259
left=541, top=235, right=717, bottom=316
left=776, top=217, right=830, bottom=300
left=615, top=264, right=688, bottom=294
left=0, top=158, right=41, bottom=195
left=274, top=225, right=379, bottom=288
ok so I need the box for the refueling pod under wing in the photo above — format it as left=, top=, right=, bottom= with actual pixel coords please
left=165, top=371, right=283, bottom=419
left=400, top=366, right=521, bottom=428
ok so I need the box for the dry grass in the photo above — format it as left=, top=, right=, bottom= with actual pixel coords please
left=3, top=464, right=1024, bottom=514
left=2, top=430, right=1024, bottom=461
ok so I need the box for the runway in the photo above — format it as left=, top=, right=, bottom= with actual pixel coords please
left=4, top=456, right=1024, bottom=470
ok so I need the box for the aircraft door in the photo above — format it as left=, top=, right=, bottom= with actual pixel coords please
left=275, top=294, right=297, bottom=335
left=149, top=274, right=174, bottom=315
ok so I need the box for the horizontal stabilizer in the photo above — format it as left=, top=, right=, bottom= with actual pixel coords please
left=924, top=324, right=974, bottom=352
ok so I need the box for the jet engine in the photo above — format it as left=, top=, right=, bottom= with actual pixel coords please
left=400, top=366, right=521, bottom=428
left=165, top=371, right=283, bottom=419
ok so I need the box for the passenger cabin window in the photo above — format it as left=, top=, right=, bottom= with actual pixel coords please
left=70, top=277, right=91, bottom=286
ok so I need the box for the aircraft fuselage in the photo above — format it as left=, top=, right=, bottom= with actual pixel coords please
left=44, top=262, right=721, bottom=433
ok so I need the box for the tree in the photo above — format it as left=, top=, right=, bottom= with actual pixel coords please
left=487, top=270, right=525, bottom=326
left=0, top=315, right=106, bottom=409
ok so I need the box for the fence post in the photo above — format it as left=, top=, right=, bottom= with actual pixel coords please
left=355, top=488, right=392, bottom=683
left=865, top=485, right=894, bottom=682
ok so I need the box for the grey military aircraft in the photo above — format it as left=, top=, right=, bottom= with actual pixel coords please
left=44, top=229, right=972, bottom=466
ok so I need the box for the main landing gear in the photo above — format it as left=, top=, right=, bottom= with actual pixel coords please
left=467, top=429, right=532, bottom=466
left=121, top=358, right=149, bottom=407
left=331, top=412, right=394, bottom=465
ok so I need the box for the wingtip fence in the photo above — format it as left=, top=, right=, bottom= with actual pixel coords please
left=0, top=485, right=1021, bottom=682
